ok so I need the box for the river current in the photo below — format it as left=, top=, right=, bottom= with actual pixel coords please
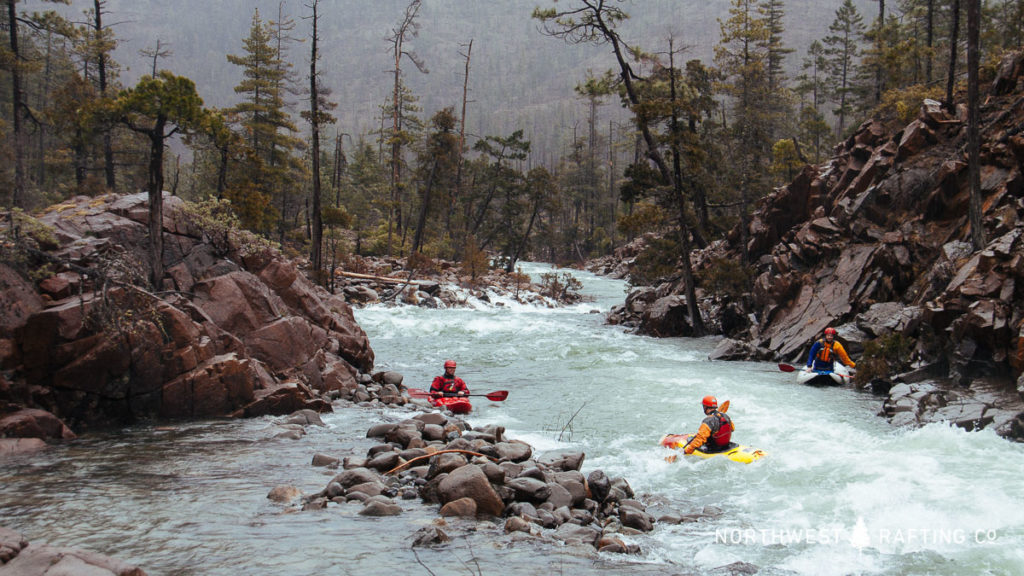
left=1, top=263, right=1022, bottom=575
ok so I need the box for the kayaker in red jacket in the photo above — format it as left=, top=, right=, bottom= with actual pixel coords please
left=806, top=327, right=856, bottom=372
left=430, top=359, right=469, bottom=397
left=683, top=396, right=735, bottom=454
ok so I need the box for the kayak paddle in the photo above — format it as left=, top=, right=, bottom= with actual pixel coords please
left=778, top=363, right=798, bottom=372
left=406, top=388, right=509, bottom=401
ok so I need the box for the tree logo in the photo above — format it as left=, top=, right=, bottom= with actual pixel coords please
left=850, top=517, right=871, bottom=553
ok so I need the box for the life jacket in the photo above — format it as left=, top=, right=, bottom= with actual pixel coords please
left=814, top=339, right=835, bottom=363
left=432, top=375, right=464, bottom=394
left=706, top=410, right=733, bottom=449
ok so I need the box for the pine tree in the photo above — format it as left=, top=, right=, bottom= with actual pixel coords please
left=758, top=0, right=795, bottom=142
left=301, top=0, right=336, bottom=282
left=117, top=72, right=206, bottom=288
left=822, top=0, right=865, bottom=137
left=795, top=40, right=831, bottom=161
left=715, top=0, right=773, bottom=263
left=386, top=0, right=428, bottom=256
left=226, top=9, right=302, bottom=234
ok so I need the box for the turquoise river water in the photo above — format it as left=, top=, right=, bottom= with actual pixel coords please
left=1, top=263, right=1022, bottom=575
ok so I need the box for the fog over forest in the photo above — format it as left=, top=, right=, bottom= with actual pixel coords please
left=29, top=0, right=872, bottom=160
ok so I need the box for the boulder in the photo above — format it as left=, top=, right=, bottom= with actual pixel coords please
left=0, top=408, right=76, bottom=440
left=436, top=464, right=505, bottom=516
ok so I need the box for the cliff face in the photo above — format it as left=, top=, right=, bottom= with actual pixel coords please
left=600, top=51, right=1024, bottom=438
left=1, top=193, right=380, bottom=438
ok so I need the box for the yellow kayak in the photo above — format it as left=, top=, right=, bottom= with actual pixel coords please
left=660, top=433, right=767, bottom=464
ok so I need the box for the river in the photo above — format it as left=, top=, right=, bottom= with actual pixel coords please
left=2, top=263, right=1022, bottom=575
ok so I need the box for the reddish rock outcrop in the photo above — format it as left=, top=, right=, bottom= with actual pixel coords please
left=0, top=193, right=377, bottom=433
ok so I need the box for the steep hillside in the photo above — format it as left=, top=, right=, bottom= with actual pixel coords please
left=601, top=51, right=1024, bottom=439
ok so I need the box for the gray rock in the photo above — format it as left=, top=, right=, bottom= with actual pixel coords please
left=552, top=523, right=601, bottom=547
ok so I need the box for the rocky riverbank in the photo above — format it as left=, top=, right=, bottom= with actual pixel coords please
left=0, top=192, right=584, bottom=449
left=589, top=51, right=1024, bottom=441
left=0, top=526, right=145, bottom=576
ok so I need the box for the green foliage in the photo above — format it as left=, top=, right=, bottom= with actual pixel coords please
left=696, top=257, right=752, bottom=300
left=8, top=209, right=59, bottom=251
left=322, top=205, right=351, bottom=228
left=854, top=332, right=914, bottom=388
left=873, top=84, right=946, bottom=126
left=117, top=71, right=206, bottom=131
left=770, top=139, right=805, bottom=183
left=630, top=236, right=679, bottom=286
left=0, top=211, right=59, bottom=283
left=617, top=202, right=669, bottom=239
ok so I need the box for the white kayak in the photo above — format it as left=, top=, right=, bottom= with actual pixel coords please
left=797, top=363, right=853, bottom=386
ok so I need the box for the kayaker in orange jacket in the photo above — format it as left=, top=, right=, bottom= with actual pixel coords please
left=683, top=396, right=735, bottom=454
left=430, top=359, right=469, bottom=397
left=806, top=327, right=856, bottom=372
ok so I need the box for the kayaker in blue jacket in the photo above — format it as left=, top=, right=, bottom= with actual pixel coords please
left=430, top=359, right=469, bottom=397
left=806, top=327, right=856, bottom=372
left=683, top=396, right=734, bottom=454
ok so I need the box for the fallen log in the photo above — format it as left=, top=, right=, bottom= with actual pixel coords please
left=336, top=270, right=428, bottom=285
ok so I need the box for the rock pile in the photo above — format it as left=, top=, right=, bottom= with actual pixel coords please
left=271, top=406, right=693, bottom=555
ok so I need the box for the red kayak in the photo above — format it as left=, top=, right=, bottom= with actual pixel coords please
left=430, top=396, right=472, bottom=414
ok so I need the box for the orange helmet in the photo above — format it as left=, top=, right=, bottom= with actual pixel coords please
left=824, top=327, right=837, bottom=336
left=443, top=359, right=457, bottom=369
left=702, top=395, right=718, bottom=410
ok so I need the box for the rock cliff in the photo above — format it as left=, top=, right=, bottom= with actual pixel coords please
left=1, top=193, right=378, bottom=440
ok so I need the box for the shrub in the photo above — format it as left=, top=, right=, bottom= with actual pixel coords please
left=460, top=237, right=490, bottom=283
left=407, top=251, right=438, bottom=275
left=174, top=198, right=278, bottom=260
left=539, top=271, right=583, bottom=303
left=873, top=84, right=946, bottom=127
left=854, top=332, right=914, bottom=388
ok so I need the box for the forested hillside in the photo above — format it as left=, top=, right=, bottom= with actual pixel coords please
left=4, top=0, right=1021, bottom=292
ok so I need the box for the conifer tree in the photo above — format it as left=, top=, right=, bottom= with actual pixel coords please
left=823, top=0, right=865, bottom=137
left=795, top=40, right=831, bottom=161
left=411, top=107, right=458, bottom=256
left=386, top=0, right=428, bottom=256
left=226, top=9, right=302, bottom=234
left=117, top=72, right=206, bottom=288
left=758, top=0, right=795, bottom=142
left=3, top=0, right=71, bottom=216
left=715, top=0, right=773, bottom=263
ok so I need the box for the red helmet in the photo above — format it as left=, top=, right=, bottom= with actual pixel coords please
left=702, top=395, right=718, bottom=410
left=824, top=327, right=837, bottom=336
left=443, top=359, right=457, bottom=369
